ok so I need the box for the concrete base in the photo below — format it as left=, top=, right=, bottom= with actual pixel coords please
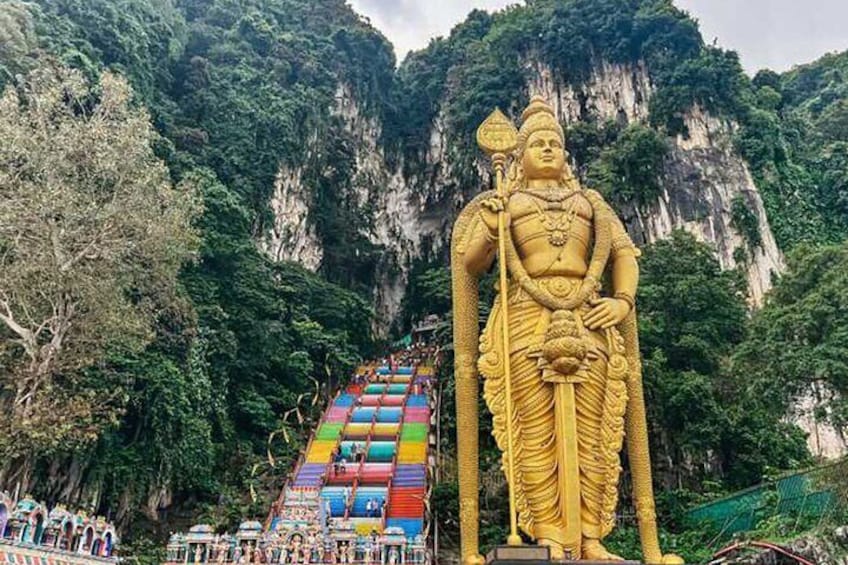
left=486, top=545, right=551, bottom=563
left=486, top=545, right=642, bottom=565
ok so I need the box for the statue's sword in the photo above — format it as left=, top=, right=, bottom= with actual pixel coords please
left=553, top=377, right=583, bottom=558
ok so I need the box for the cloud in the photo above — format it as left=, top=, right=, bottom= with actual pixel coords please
left=676, top=0, right=848, bottom=73
left=349, top=0, right=513, bottom=61
left=349, top=0, right=848, bottom=73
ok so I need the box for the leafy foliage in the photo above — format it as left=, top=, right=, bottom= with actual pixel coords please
left=649, top=47, right=751, bottom=134
left=733, top=244, right=848, bottom=435
left=586, top=123, right=669, bottom=205
left=0, top=2, right=39, bottom=81
left=638, top=232, right=808, bottom=489
left=730, top=195, right=763, bottom=251
left=0, top=66, right=200, bottom=458
left=773, top=50, right=848, bottom=243
left=0, top=0, right=382, bottom=551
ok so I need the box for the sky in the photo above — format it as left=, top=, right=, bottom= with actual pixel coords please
left=348, top=0, right=848, bottom=74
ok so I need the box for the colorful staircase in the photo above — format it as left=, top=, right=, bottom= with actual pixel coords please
left=268, top=356, right=436, bottom=545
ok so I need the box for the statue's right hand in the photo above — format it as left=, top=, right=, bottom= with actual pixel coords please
left=480, top=197, right=510, bottom=235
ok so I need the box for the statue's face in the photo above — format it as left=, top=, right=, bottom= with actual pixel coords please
left=522, top=130, right=565, bottom=180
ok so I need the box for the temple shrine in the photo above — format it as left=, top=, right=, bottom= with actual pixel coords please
left=0, top=492, right=118, bottom=565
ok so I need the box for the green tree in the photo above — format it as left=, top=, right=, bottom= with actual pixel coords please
left=733, top=243, right=848, bottom=435
left=0, top=66, right=200, bottom=461
left=586, top=124, right=669, bottom=206
left=649, top=47, right=750, bottom=134
left=0, top=2, right=39, bottom=83
left=638, top=232, right=807, bottom=488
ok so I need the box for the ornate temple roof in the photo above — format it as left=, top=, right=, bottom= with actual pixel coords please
left=11, top=498, right=45, bottom=521
left=46, top=505, right=75, bottom=529
left=186, top=524, right=216, bottom=543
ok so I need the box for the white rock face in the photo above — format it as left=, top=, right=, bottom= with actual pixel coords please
left=262, top=61, right=785, bottom=319
left=529, top=60, right=652, bottom=124
left=650, top=108, right=785, bottom=304
left=792, top=385, right=848, bottom=460
left=261, top=84, right=446, bottom=330
left=262, top=61, right=788, bottom=310
left=334, top=84, right=447, bottom=327
left=260, top=165, right=323, bottom=270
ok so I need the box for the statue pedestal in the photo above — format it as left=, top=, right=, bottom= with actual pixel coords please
left=485, top=545, right=643, bottom=565
left=486, top=545, right=551, bottom=563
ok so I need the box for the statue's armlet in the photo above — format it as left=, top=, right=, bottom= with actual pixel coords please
left=453, top=190, right=498, bottom=276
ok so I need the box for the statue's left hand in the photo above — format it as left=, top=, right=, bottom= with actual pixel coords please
left=584, top=297, right=630, bottom=330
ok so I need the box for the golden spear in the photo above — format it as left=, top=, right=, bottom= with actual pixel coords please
left=476, top=108, right=521, bottom=547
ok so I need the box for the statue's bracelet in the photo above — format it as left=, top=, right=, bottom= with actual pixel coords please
left=614, top=291, right=636, bottom=310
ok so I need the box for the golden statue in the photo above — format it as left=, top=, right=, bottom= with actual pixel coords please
left=451, top=96, right=682, bottom=564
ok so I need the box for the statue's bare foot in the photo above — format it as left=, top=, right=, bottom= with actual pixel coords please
left=537, top=538, right=565, bottom=560
left=582, top=539, right=624, bottom=561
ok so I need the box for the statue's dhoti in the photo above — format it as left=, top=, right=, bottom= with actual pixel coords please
left=478, top=278, right=628, bottom=549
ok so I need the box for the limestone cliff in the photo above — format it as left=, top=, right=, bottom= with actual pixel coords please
left=261, top=165, right=324, bottom=271
left=262, top=61, right=784, bottom=321
left=259, top=58, right=848, bottom=460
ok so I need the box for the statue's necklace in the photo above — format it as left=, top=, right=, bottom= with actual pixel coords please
left=523, top=186, right=579, bottom=202
left=528, top=190, right=579, bottom=247
left=536, top=200, right=577, bottom=247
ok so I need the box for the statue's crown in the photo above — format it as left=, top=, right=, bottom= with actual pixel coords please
left=519, top=95, right=563, bottom=146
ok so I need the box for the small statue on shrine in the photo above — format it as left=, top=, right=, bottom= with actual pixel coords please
left=303, top=537, right=314, bottom=564
left=339, top=543, right=348, bottom=565
left=291, top=537, right=302, bottom=565
left=328, top=542, right=338, bottom=565
left=387, top=546, right=398, bottom=565
left=244, top=542, right=253, bottom=563
left=216, top=540, right=228, bottom=564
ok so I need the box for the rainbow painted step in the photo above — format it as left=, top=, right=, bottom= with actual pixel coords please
left=292, top=462, right=326, bottom=488
left=400, top=423, right=428, bottom=442
left=268, top=357, right=437, bottom=544
left=393, top=464, right=426, bottom=487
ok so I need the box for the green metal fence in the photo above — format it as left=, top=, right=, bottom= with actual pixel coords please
left=686, top=463, right=840, bottom=538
